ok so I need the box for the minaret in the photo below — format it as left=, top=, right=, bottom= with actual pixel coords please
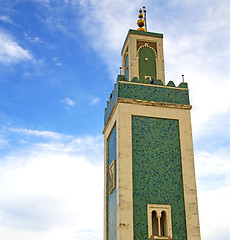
left=103, top=8, right=201, bottom=240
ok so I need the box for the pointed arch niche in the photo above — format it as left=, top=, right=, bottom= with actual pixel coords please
left=138, top=44, right=157, bottom=83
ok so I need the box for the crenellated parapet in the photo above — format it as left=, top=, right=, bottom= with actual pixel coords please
left=104, top=75, right=191, bottom=126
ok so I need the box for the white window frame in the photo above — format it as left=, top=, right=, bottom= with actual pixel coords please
left=147, top=204, right=172, bottom=239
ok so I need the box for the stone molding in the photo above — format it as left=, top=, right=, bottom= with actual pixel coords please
left=103, top=97, right=192, bottom=134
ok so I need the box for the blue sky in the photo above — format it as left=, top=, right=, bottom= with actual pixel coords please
left=0, top=0, right=230, bottom=239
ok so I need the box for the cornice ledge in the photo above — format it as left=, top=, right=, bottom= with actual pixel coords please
left=103, top=98, right=192, bottom=134
left=117, top=98, right=192, bottom=110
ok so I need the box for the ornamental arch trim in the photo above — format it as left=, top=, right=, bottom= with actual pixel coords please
left=137, top=43, right=157, bottom=59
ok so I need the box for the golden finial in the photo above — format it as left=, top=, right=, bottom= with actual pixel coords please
left=137, top=8, right=146, bottom=32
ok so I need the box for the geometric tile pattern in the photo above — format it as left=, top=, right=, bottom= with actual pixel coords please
left=132, top=116, right=187, bottom=240
left=104, top=82, right=190, bottom=125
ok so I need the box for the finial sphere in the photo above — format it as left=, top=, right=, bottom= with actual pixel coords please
left=138, top=13, right=143, bottom=18
left=137, top=18, right=145, bottom=27
left=137, top=8, right=146, bottom=31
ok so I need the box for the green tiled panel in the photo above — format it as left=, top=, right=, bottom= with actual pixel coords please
left=118, top=82, right=190, bottom=105
left=107, top=125, right=117, bottom=240
left=132, top=116, right=187, bottom=240
left=104, top=82, right=190, bottom=126
left=139, top=47, right=156, bottom=82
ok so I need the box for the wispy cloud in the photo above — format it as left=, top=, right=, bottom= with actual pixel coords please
left=77, top=0, right=137, bottom=79
left=0, top=138, right=8, bottom=148
left=195, top=151, right=230, bottom=190
left=40, top=15, right=76, bottom=38
left=24, top=33, right=43, bottom=44
left=52, top=57, right=62, bottom=66
left=33, top=0, right=50, bottom=7
left=9, top=127, right=66, bottom=140
left=0, top=30, right=33, bottom=64
left=62, top=97, right=76, bottom=107
left=90, top=97, right=100, bottom=105
left=36, top=134, right=104, bottom=157
left=0, top=15, right=14, bottom=24
left=8, top=127, right=103, bottom=157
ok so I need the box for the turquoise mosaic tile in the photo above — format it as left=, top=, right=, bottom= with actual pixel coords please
left=178, top=82, right=188, bottom=88
left=117, top=75, right=127, bottom=82
left=167, top=81, right=176, bottom=87
left=132, top=116, right=187, bottom=240
left=104, top=81, right=190, bottom=126
left=156, top=79, right=164, bottom=85
left=107, top=125, right=117, bottom=240
left=118, top=82, right=189, bottom=105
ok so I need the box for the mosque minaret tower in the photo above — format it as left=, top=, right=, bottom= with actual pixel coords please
left=103, top=8, right=201, bottom=240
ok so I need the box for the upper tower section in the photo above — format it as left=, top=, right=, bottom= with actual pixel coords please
left=121, top=8, right=165, bottom=84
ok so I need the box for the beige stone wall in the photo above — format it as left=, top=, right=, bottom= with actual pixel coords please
left=103, top=98, right=201, bottom=240
left=104, top=107, right=118, bottom=240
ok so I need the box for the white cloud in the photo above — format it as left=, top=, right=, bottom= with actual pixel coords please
left=0, top=30, right=33, bottom=64
left=52, top=57, right=62, bottom=66
left=24, top=33, right=43, bottom=44
left=77, top=0, right=139, bottom=79
left=34, top=0, right=50, bottom=7
left=0, top=15, right=13, bottom=24
left=198, top=186, right=230, bottom=239
left=7, top=127, right=103, bottom=159
left=36, top=135, right=104, bottom=159
left=0, top=138, right=8, bottom=148
left=195, top=151, right=230, bottom=190
left=195, top=150, right=230, bottom=239
left=63, top=97, right=76, bottom=106
left=9, top=127, right=66, bottom=139
left=90, top=97, right=100, bottom=105
left=0, top=130, right=104, bottom=240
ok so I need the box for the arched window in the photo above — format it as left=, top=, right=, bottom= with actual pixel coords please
left=152, top=211, right=158, bottom=236
left=160, top=211, right=167, bottom=236
left=138, top=46, right=156, bottom=83
left=147, top=204, right=172, bottom=239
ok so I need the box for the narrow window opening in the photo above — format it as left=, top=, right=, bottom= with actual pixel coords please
left=160, top=211, right=167, bottom=236
left=152, top=211, right=158, bottom=236
left=125, top=54, right=129, bottom=80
